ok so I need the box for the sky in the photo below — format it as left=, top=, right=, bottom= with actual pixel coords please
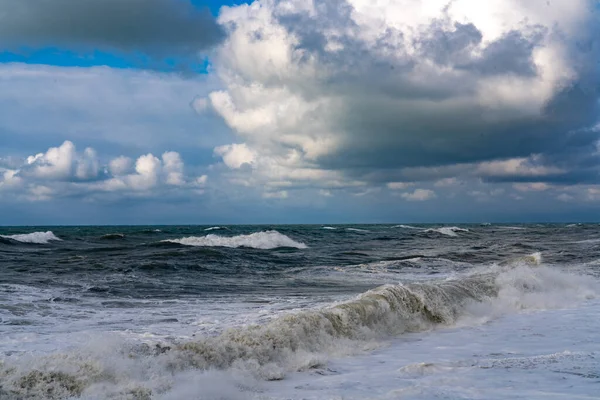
left=0, top=0, right=599, bottom=225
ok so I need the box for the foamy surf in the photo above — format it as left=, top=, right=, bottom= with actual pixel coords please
left=424, top=227, right=469, bottom=237
left=0, top=231, right=61, bottom=244
left=346, top=228, right=370, bottom=233
left=391, top=225, right=422, bottom=230
left=163, top=231, right=307, bottom=249
left=1, top=263, right=596, bottom=399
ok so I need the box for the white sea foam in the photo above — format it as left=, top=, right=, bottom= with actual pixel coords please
left=321, top=226, right=337, bottom=230
left=204, top=226, right=227, bottom=231
left=346, top=228, right=370, bottom=233
left=1, top=263, right=596, bottom=399
left=424, top=227, right=469, bottom=237
left=163, top=231, right=307, bottom=249
left=497, top=226, right=527, bottom=230
left=0, top=231, right=61, bottom=244
left=391, top=225, right=422, bottom=230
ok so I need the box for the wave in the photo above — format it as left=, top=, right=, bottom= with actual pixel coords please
left=100, top=233, right=125, bottom=240
left=163, top=231, right=307, bottom=249
left=346, top=228, right=370, bottom=233
left=204, top=226, right=228, bottom=232
left=1, top=263, right=595, bottom=398
left=322, top=226, right=337, bottom=230
left=423, top=227, right=469, bottom=237
left=497, top=226, right=527, bottom=230
left=139, top=228, right=162, bottom=234
left=392, top=224, right=422, bottom=230
left=499, top=252, right=542, bottom=267
left=0, top=231, right=61, bottom=244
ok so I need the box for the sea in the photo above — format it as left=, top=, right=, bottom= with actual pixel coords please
left=0, top=224, right=598, bottom=399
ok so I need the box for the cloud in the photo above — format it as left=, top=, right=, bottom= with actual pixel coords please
left=514, top=182, right=551, bottom=192
left=207, top=0, right=600, bottom=193
left=214, top=143, right=256, bottom=169
left=0, top=63, right=227, bottom=158
left=262, top=190, right=289, bottom=199
left=401, top=189, right=437, bottom=201
left=0, top=0, right=224, bottom=60
left=0, top=141, right=207, bottom=201
left=387, top=182, right=414, bottom=190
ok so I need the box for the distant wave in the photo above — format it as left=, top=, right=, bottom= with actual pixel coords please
left=204, top=226, right=229, bottom=232
left=423, top=227, right=469, bottom=237
left=322, top=226, right=337, bottom=230
left=346, top=228, right=370, bottom=233
left=163, top=230, right=307, bottom=249
left=0, top=231, right=61, bottom=244
left=574, top=238, right=600, bottom=244
left=497, top=226, right=527, bottom=230
left=391, top=224, right=422, bottom=230
left=100, top=233, right=126, bottom=240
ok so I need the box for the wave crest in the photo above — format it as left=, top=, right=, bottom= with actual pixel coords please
left=424, top=227, right=469, bottom=237
left=163, top=231, right=307, bottom=249
left=0, top=265, right=596, bottom=397
left=0, top=231, right=61, bottom=244
left=392, top=225, right=422, bottom=230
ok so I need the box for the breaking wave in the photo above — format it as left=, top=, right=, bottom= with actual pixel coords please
left=322, top=226, right=337, bottom=230
left=163, top=231, right=307, bottom=249
left=204, top=226, right=228, bottom=232
left=424, top=227, right=470, bottom=237
left=0, top=262, right=595, bottom=398
left=346, top=228, right=370, bottom=233
left=0, top=231, right=61, bottom=244
left=392, top=225, right=422, bottom=230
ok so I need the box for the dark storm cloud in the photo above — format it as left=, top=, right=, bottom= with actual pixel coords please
left=0, top=0, right=224, bottom=57
left=276, top=5, right=600, bottom=180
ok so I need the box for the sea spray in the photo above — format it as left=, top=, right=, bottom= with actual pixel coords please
left=0, top=231, right=61, bottom=244
left=163, top=231, right=307, bottom=250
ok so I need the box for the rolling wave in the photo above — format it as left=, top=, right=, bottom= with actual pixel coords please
left=1, top=263, right=595, bottom=398
left=391, top=225, right=422, bottom=230
left=0, top=231, right=61, bottom=244
left=424, top=227, right=469, bottom=237
left=162, top=230, right=307, bottom=249
left=100, top=233, right=126, bottom=240
left=346, top=228, right=370, bottom=233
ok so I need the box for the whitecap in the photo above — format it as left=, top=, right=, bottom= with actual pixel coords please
left=391, top=225, right=422, bottom=230
left=346, top=228, right=370, bottom=233
left=204, top=226, right=227, bottom=232
left=0, top=231, right=62, bottom=244
left=423, top=227, right=469, bottom=237
left=163, top=230, right=307, bottom=249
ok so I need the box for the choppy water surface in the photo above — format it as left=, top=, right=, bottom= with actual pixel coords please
left=0, top=224, right=599, bottom=399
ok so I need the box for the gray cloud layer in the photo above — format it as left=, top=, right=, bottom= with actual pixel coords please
left=0, top=0, right=224, bottom=57
left=207, top=0, right=600, bottom=190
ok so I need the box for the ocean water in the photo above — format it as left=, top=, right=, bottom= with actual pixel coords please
left=0, top=224, right=598, bottom=399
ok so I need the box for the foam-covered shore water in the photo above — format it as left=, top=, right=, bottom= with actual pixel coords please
left=0, top=263, right=597, bottom=399
left=1, top=224, right=599, bottom=399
